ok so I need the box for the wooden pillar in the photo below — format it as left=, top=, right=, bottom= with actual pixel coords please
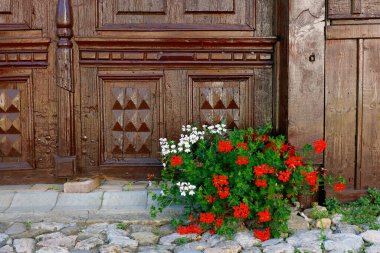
left=277, top=0, right=325, bottom=164
left=54, top=0, right=76, bottom=177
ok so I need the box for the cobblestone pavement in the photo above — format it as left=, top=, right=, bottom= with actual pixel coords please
left=0, top=218, right=379, bottom=253
left=0, top=182, right=379, bottom=253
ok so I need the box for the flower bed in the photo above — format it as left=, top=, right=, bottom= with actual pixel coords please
left=150, top=124, right=345, bottom=241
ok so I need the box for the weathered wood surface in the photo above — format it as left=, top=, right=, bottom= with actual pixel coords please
left=0, top=0, right=276, bottom=183
left=326, top=0, right=380, bottom=194
left=325, top=39, right=358, bottom=189
left=282, top=0, right=325, bottom=164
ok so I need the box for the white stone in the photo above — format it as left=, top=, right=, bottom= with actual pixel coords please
left=106, top=224, right=128, bottom=241
left=201, top=233, right=225, bottom=247
left=74, top=237, right=104, bottom=250
left=204, top=240, right=242, bottom=253
left=109, top=236, right=138, bottom=250
left=31, top=222, right=66, bottom=232
left=13, top=238, right=35, bottom=253
left=0, top=234, right=9, bottom=245
left=35, top=246, right=69, bottom=253
left=174, top=241, right=210, bottom=253
left=331, top=214, right=343, bottom=224
left=261, top=238, right=283, bottom=247
left=159, top=233, right=197, bottom=246
left=131, top=232, right=159, bottom=246
left=360, top=230, right=380, bottom=244
left=366, top=244, right=380, bottom=253
left=316, top=218, right=332, bottom=229
left=0, top=245, right=14, bottom=253
left=241, top=248, right=261, bottom=253
left=99, top=245, right=125, bottom=253
left=37, top=234, right=77, bottom=248
left=83, top=223, right=109, bottom=234
left=263, top=243, right=294, bottom=253
left=324, top=233, right=363, bottom=253
left=234, top=231, right=260, bottom=249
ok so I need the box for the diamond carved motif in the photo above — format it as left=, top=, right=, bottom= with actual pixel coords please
left=109, top=86, right=153, bottom=159
left=0, top=88, right=22, bottom=157
left=199, top=86, right=240, bottom=130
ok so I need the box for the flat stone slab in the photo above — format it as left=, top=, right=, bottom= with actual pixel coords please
left=0, top=185, right=32, bottom=191
left=0, top=191, right=14, bottom=212
left=53, top=192, right=103, bottom=211
left=101, top=191, right=147, bottom=210
left=6, top=191, right=58, bottom=212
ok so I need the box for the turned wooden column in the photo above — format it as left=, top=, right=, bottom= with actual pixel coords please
left=55, top=0, right=76, bottom=177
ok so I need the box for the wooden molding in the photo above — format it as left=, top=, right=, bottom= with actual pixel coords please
left=55, top=0, right=76, bottom=177
left=97, top=0, right=255, bottom=31
left=0, top=37, right=50, bottom=68
left=327, top=24, right=380, bottom=39
left=76, top=37, right=276, bottom=66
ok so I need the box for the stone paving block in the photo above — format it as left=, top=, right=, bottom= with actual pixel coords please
left=64, top=178, right=100, bottom=193
left=30, top=184, right=63, bottom=192
left=98, top=185, right=123, bottom=192
left=6, top=191, right=58, bottom=212
left=101, top=191, right=147, bottom=210
left=53, top=192, right=103, bottom=211
left=0, top=185, right=32, bottom=191
left=0, top=191, right=15, bottom=212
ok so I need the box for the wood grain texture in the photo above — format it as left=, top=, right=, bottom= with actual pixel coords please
left=287, top=0, right=325, bottom=164
left=361, top=39, right=380, bottom=188
left=329, top=0, right=380, bottom=19
left=0, top=0, right=11, bottom=14
left=325, top=40, right=357, bottom=189
left=97, top=0, right=256, bottom=31
left=117, top=0, right=166, bottom=13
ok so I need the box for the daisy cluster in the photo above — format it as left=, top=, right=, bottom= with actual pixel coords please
left=176, top=182, right=196, bottom=196
left=159, top=124, right=227, bottom=156
left=203, top=123, right=227, bottom=135
left=159, top=125, right=205, bottom=156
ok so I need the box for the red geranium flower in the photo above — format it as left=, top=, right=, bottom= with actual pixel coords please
left=233, top=203, right=250, bottom=219
left=236, top=142, right=248, bottom=150
left=258, top=208, right=271, bottom=223
left=217, top=187, right=230, bottom=199
left=254, top=227, right=271, bottom=242
left=254, top=164, right=269, bottom=177
left=218, top=140, right=233, bottom=153
left=288, top=145, right=296, bottom=156
left=313, top=139, right=327, bottom=154
left=278, top=170, right=292, bottom=182
left=285, top=155, right=303, bottom=169
left=302, top=171, right=319, bottom=186
left=215, top=218, right=224, bottom=227
left=205, top=195, right=217, bottom=203
left=213, top=175, right=229, bottom=188
left=255, top=178, right=267, bottom=188
left=236, top=156, right=249, bottom=166
left=209, top=229, right=216, bottom=235
left=200, top=212, right=216, bottom=224
left=334, top=183, right=346, bottom=192
left=177, top=224, right=203, bottom=235
left=170, top=156, right=183, bottom=167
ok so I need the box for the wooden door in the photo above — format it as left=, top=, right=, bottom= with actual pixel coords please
left=0, top=0, right=276, bottom=183
left=326, top=0, right=380, bottom=200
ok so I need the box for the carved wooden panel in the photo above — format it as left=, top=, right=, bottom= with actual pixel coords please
left=0, top=74, right=33, bottom=170
left=97, top=0, right=255, bottom=31
left=0, top=0, right=11, bottom=14
left=185, top=0, right=234, bottom=13
left=328, top=0, right=380, bottom=19
left=188, top=70, right=254, bottom=129
left=0, top=0, right=31, bottom=30
left=99, top=72, right=163, bottom=165
left=117, top=0, right=166, bottom=13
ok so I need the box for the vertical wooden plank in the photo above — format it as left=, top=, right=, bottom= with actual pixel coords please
left=0, top=0, right=11, bottom=13
left=325, top=39, right=357, bottom=188
left=287, top=0, right=325, bottom=164
left=361, top=39, right=380, bottom=188
left=254, top=68, right=273, bottom=127
left=356, top=39, right=363, bottom=189
left=352, top=0, right=362, bottom=14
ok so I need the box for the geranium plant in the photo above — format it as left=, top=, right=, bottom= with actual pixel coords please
left=150, top=124, right=345, bottom=241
